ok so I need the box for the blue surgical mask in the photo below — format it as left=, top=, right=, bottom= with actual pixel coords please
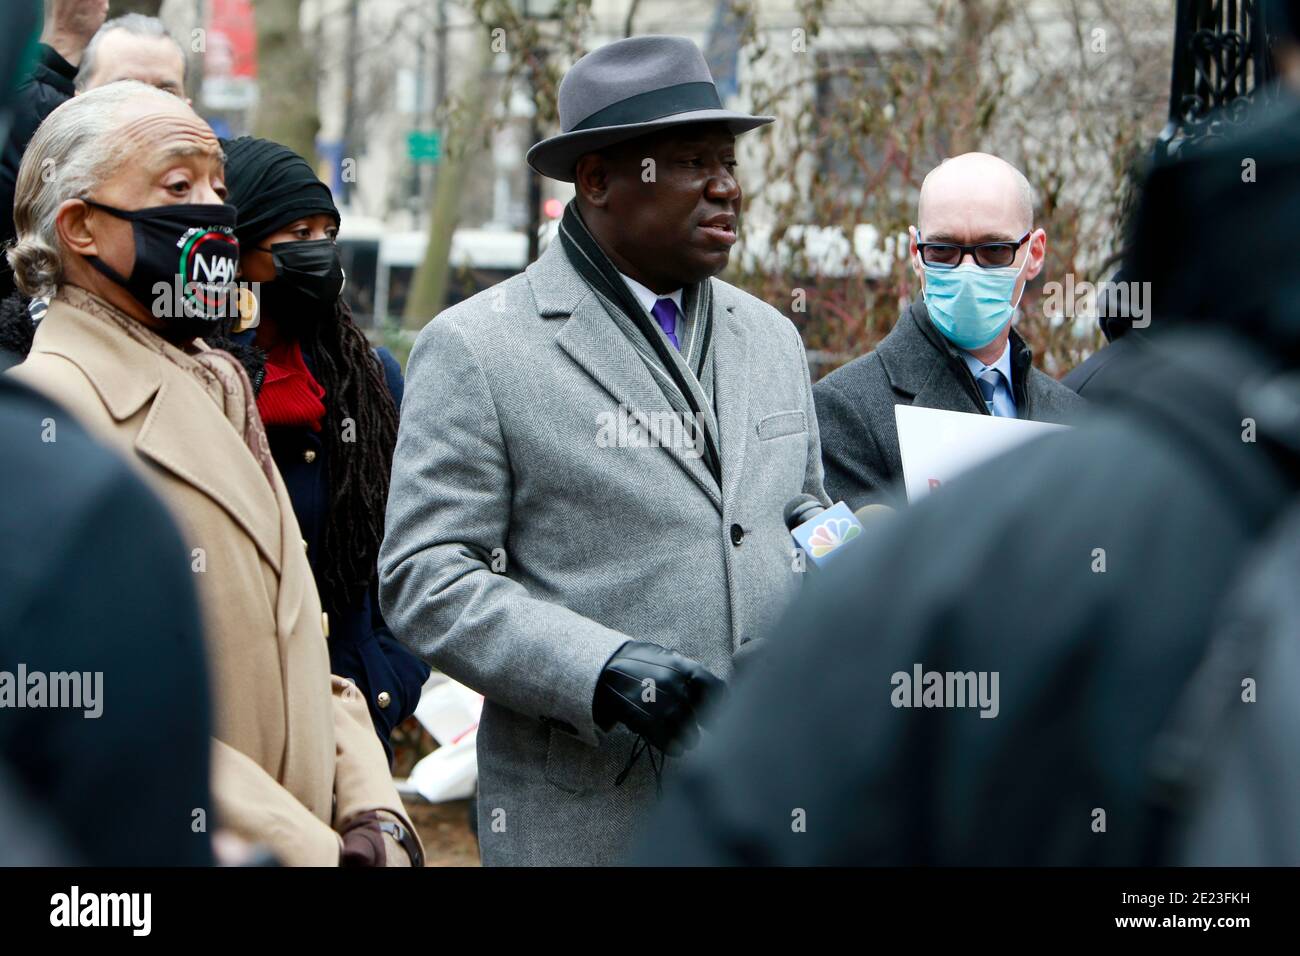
left=920, top=252, right=1029, bottom=351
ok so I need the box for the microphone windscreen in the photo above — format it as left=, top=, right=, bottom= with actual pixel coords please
left=783, top=493, right=825, bottom=530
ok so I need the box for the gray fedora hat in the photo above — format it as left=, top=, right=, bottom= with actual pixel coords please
left=526, top=35, right=773, bottom=183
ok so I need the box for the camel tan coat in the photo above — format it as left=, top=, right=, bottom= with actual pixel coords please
left=11, top=288, right=418, bottom=866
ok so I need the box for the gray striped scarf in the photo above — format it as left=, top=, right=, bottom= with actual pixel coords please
left=557, top=201, right=721, bottom=484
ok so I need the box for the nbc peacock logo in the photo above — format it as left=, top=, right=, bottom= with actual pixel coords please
left=806, top=516, right=861, bottom=558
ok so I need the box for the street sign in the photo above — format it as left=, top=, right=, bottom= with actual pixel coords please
left=407, top=130, right=442, bottom=164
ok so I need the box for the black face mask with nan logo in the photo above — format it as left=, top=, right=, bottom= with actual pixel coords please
left=83, top=199, right=241, bottom=339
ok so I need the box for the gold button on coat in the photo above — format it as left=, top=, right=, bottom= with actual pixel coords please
left=377, top=691, right=392, bottom=709
left=303, top=449, right=317, bottom=463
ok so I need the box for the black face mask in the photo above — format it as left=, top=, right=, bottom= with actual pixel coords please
left=83, top=200, right=241, bottom=339
left=255, top=238, right=345, bottom=340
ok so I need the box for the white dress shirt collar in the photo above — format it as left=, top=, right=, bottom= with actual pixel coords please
left=618, top=272, right=684, bottom=317
left=961, top=339, right=1017, bottom=417
left=961, top=339, right=1014, bottom=389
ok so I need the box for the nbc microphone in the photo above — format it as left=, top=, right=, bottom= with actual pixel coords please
left=734, top=500, right=892, bottom=681
left=784, top=493, right=865, bottom=569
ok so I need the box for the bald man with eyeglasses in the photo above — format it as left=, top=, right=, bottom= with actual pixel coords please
left=813, top=152, right=1085, bottom=509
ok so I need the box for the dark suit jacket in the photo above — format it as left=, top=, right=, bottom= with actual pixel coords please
left=1061, top=335, right=1133, bottom=396
left=813, top=299, right=1086, bottom=507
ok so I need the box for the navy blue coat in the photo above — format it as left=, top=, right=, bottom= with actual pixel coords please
left=257, top=340, right=429, bottom=761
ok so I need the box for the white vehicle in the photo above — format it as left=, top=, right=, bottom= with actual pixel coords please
left=337, top=220, right=531, bottom=331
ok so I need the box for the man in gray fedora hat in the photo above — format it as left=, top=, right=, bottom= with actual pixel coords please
left=380, top=34, right=829, bottom=865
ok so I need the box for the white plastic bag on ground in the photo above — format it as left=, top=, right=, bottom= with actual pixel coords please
left=408, top=674, right=483, bottom=803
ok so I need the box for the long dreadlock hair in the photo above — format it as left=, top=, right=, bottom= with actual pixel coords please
left=306, top=296, right=400, bottom=613
left=213, top=135, right=400, bottom=611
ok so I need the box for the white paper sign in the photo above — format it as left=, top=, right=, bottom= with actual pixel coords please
left=894, top=404, right=1069, bottom=503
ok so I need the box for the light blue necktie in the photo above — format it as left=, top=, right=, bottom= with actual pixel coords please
left=651, top=298, right=680, bottom=351
left=976, top=368, right=1003, bottom=416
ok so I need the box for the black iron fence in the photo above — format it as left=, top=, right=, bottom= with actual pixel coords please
left=1157, top=0, right=1280, bottom=158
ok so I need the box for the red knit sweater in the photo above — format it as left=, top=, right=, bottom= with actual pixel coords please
left=257, top=339, right=326, bottom=431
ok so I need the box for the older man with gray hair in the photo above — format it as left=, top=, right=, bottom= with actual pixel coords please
left=7, top=81, right=421, bottom=867
left=1, top=9, right=189, bottom=307
left=75, top=13, right=189, bottom=98
left=814, top=151, right=1084, bottom=509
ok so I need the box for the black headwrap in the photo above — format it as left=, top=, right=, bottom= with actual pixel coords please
left=220, top=136, right=340, bottom=248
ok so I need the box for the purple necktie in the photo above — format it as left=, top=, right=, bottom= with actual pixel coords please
left=651, top=297, right=680, bottom=351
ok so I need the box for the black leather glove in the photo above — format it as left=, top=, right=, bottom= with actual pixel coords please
left=593, top=641, right=726, bottom=756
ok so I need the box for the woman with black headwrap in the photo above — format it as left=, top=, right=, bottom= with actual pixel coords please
left=215, top=136, right=429, bottom=763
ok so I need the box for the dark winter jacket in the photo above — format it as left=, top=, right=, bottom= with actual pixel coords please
left=235, top=331, right=430, bottom=760
left=0, top=44, right=76, bottom=301
left=633, top=96, right=1300, bottom=866
left=635, top=327, right=1300, bottom=865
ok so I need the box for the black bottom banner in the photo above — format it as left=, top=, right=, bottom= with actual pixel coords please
left=0, top=865, right=1286, bottom=941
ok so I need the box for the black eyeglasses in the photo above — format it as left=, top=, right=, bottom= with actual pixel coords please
left=917, top=231, right=1031, bottom=269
